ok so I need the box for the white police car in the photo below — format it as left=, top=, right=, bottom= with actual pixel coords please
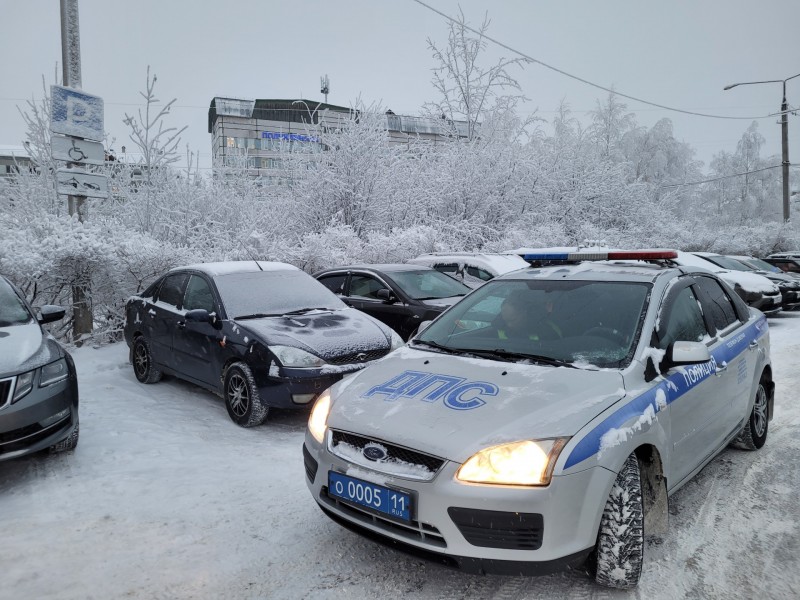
left=303, top=250, right=773, bottom=588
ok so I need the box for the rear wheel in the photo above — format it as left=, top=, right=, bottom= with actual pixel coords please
left=731, top=375, right=769, bottom=450
left=224, top=362, right=268, bottom=427
left=593, top=453, right=644, bottom=589
left=132, top=337, right=163, bottom=384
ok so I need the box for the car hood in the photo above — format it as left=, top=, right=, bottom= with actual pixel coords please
left=233, top=307, right=391, bottom=360
left=0, top=321, right=57, bottom=376
left=326, top=346, right=625, bottom=464
left=717, top=269, right=780, bottom=295
left=419, top=295, right=464, bottom=310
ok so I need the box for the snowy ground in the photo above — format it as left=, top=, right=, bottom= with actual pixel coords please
left=2, top=314, right=800, bottom=600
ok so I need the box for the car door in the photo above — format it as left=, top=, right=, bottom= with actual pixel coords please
left=171, top=274, right=223, bottom=388
left=347, top=272, right=416, bottom=338
left=148, top=272, right=189, bottom=367
left=655, top=278, right=723, bottom=486
left=693, top=275, right=755, bottom=432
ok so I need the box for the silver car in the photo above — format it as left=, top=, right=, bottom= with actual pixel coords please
left=303, top=250, right=773, bottom=588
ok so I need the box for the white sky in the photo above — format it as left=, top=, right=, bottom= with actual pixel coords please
left=1, top=0, right=799, bottom=174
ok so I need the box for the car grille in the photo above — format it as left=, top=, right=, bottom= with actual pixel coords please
left=303, top=444, right=319, bottom=483
left=330, top=430, right=445, bottom=476
left=319, top=487, right=447, bottom=548
left=0, top=378, right=11, bottom=410
left=326, top=348, right=390, bottom=366
left=448, top=507, right=544, bottom=550
left=0, top=414, right=71, bottom=455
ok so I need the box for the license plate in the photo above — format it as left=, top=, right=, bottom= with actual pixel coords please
left=328, top=471, right=412, bottom=522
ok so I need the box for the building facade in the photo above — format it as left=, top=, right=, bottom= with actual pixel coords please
left=207, top=97, right=469, bottom=181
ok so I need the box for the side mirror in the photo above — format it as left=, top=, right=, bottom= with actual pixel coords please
left=376, top=288, right=396, bottom=303
left=185, top=309, right=222, bottom=329
left=38, top=305, right=66, bottom=324
left=668, top=341, right=711, bottom=365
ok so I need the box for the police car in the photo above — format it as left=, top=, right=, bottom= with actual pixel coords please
left=303, top=250, right=773, bottom=588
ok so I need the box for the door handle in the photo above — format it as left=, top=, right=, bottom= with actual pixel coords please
left=715, top=362, right=727, bottom=376
left=177, top=321, right=186, bottom=328
left=748, top=340, right=759, bottom=351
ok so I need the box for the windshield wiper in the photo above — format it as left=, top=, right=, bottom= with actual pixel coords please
left=489, top=349, right=577, bottom=368
left=233, top=313, right=279, bottom=320
left=411, top=339, right=462, bottom=354
left=282, top=307, right=333, bottom=316
left=417, top=295, right=464, bottom=301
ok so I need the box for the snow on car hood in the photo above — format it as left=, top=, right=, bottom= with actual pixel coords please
left=0, top=322, right=46, bottom=374
left=675, top=252, right=779, bottom=294
left=326, top=346, right=625, bottom=464
left=233, top=307, right=390, bottom=360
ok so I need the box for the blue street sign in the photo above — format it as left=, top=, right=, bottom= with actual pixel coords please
left=50, top=85, right=104, bottom=142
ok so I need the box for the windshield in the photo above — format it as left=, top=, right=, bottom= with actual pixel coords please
left=414, top=279, right=651, bottom=368
left=707, top=255, right=752, bottom=271
left=740, top=257, right=781, bottom=273
left=0, top=278, right=33, bottom=327
left=389, top=269, right=471, bottom=300
left=216, top=270, right=346, bottom=318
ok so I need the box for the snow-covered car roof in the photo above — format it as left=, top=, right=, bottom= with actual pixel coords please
left=674, top=252, right=778, bottom=294
left=173, top=261, right=300, bottom=277
left=408, top=253, right=530, bottom=277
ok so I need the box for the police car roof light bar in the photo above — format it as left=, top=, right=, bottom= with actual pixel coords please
left=522, top=250, right=678, bottom=262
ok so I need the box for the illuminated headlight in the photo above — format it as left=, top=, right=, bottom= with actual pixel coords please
left=389, top=329, right=405, bottom=351
left=308, top=389, right=332, bottom=444
left=40, top=358, right=69, bottom=387
left=271, top=345, right=326, bottom=368
left=12, top=370, right=34, bottom=403
left=456, top=438, right=569, bottom=486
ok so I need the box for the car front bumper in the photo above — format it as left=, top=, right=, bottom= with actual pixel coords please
left=254, top=363, right=371, bottom=409
left=0, top=374, right=79, bottom=461
left=303, top=431, right=614, bottom=573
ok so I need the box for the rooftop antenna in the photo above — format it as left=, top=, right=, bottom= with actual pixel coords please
left=320, top=74, right=330, bottom=104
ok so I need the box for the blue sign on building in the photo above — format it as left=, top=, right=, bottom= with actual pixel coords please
left=261, top=131, right=318, bottom=143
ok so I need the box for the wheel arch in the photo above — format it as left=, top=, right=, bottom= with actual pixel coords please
left=634, top=444, right=669, bottom=537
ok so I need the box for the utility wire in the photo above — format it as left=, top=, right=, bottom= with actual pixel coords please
left=660, top=164, right=785, bottom=188
left=410, top=0, right=779, bottom=121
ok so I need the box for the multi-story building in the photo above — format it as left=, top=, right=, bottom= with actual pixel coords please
left=207, top=97, right=469, bottom=181
left=0, top=145, right=33, bottom=178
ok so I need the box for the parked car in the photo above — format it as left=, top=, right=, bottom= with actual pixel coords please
left=313, top=264, right=472, bottom=340
left=303, top=249, right=773, bottom=588
left=672, top=252, right=783, bottom=315
left=407, top=252, right=530, bottom=288
left=692, top=252, right=800, bottom=310
left=763, top=255, right=800, bottom=276
left=0, top=275, right=79, bottom=460
left=123, top=261, right=403, bottom=427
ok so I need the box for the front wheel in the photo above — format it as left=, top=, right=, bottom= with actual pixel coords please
left=224, top=362, right=268, bottom=427
left=731, top=376, right=769, bottom=450
left=132, top=337, right=163, bottom=384
left=592, top=453, right=644, bottom=589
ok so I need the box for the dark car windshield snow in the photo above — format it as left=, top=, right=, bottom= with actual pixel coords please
left=0, top=278, right=33, bottom=327
left=216, top=270, right=346, bottom=319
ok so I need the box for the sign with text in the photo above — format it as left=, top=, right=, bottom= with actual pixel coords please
left=56, top=168, right=109, bottom=199
left=51, top=135, right=106, bottom=165
left=50, top=85, right=104, bottom=142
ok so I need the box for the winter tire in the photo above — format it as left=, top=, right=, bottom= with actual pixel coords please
left=593, top=453, right=644, bottom=589
left=224, top=362, right=268, bottom=427
left=50, top=421, right=79, bottom=453
left=132, top=336, right=163, bottom=384
left=731, top=375, right=769, bottom=450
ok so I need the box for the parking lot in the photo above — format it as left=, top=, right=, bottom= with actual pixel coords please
left=2, top=313, right=800, bottom=599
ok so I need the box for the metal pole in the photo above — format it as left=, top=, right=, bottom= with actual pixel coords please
left=782, top=81, right=791, bottom=222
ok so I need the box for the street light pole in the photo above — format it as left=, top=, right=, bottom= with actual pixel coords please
left=724, top=73, right=800, bottom=223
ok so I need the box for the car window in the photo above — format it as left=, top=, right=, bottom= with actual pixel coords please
left=466, top=266, right=493, bottom=281
left=349, top=275, right=385, bottom=299
left=215, top=270, right=345, bottom=318
left=433, top=263, right=459, bottom=275
left=317, top=274, right=347, bottom=295
left=775, top=261, right=800, bottom=274
left=183, top=275, right=216, bottom=312
left=156, top=274, right=188, bottom=308
left=416, top=279, right=650, bottom=368
left=657, top=286, right=709, bottom=350
left=389, top=269, right=471, bottom=300
left=0, top=278, right=32, bottom=326
left=694, top=276, right=739, bottom=332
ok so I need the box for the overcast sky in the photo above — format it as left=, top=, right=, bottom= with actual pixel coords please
left=1, top=0, right=798, bottom=175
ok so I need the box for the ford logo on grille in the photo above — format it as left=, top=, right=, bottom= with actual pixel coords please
left=356, top=352, right=368, bottom=362
left=362, top=443, right=388, bottom=461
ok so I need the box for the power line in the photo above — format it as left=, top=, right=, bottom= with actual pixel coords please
left=410, top=0, right=779, bottom=122
left=660, top=164, right=784, bottom=188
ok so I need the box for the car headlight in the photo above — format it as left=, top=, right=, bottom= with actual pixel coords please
left=456, top=438, right=569, bottom=486
left=389, top=329, right=405, bottom=351
left=40, top=358, right=69, bottom=387
left=308, top=389, right=332, bottom=444
left=12, top=370, right=34, bottom=403
left=271, top=345, right=326, bottom=368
